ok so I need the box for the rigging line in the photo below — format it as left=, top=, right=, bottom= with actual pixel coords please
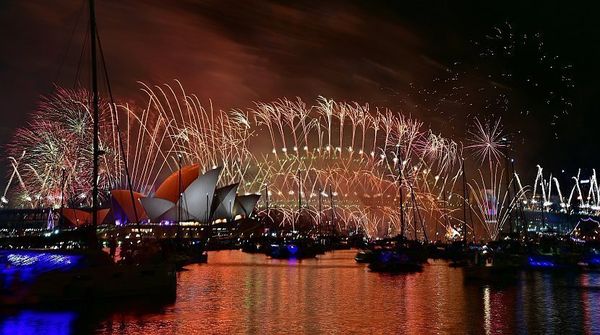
left=96, top=25, right=140, bottom=224
left=54, top=0, right=86, bottom=84
left=74, top=19, right=90, bottom=89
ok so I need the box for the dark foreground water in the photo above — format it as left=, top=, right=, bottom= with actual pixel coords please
left=1, top=250, right=600, bottom=334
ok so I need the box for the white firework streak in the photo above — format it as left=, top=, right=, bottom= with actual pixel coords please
left=6, top=82, right=463, bottom=238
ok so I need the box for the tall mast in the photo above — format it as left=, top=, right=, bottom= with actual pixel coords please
left=511, top=160, right=524, bottom=237
left=461, top=158, right=468, bottom=244
left=318, top=187, right=322, bottom=235
left=329, top=185, right=335, bottom=235
left=177, top=155, right=182, bottom=239
left=442, top=189, right=449, bottom=241
left=412, top=190, right=417, bottom=240
left=294, top=169, right=301, bottom=232
left=59, top=168, right=67, bottom=227
left=90, top=0, right=100, bottom=231
left=264, top=183, right=269, bottom=221
left=408, top=180, right=427, bottom=242
left=505, top=154, right=513, bottom=235
left=396, top=146, right=405, bottom=239
left=297, top=170, right=301, bottom=211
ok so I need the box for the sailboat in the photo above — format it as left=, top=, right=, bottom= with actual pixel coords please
left=448, top=158, right=473, bottom=267
left=0, top=0, right=176, bottom=305
left=461, top=158, right=523, bottom=282
left=365, top=146, right=426, bottom=273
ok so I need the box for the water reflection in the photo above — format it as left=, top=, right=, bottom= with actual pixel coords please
left=0, top=296, right=174, bottom=334
left=0, top=310, right=76, bottom=335
left=1, top=250, right=599, bottom=334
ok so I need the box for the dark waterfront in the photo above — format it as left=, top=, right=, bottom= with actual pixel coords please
left=0, top=250, right=598, bottom=334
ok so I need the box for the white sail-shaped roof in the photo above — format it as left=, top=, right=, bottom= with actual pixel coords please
left=179, top=167, right=222, bottom=223
left=157, top=205, right=195, bottom=223
left=233, top=194, right=261, bottom=217
left=139, top=197, right=176, bottom=222
left=139, top=166, right=261, bottom=223
left=212, top=183, right=239, bottom=221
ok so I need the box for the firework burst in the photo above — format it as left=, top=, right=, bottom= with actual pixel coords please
left=5, top=82, right=464, bottom=238
left=5, top=88, right=126, bottom=207
left=466, top=117, right=507, bottom=164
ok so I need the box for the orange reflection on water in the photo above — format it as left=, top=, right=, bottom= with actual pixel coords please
left=90, top=250, right=600, bottom=334
left=94, top=251, right=477, bottom=334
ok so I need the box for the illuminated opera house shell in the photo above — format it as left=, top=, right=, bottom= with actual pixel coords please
left=118, top=166, right=261, bottom=224
left=58, top=166, right=259, bottom=226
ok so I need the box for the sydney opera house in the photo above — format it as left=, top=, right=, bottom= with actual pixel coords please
left=60, top=166, right=260, bottom=228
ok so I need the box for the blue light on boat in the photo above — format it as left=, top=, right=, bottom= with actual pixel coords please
left=286, top=244, right=298, bottom=255
left=586, top=257, right=600, bottom=265
left=0, top=251, right=83, bottom=286
left=0, top=310, right=77, bottom=335
left=528, top=257, right=555, bottom=268
left=378, top=250, right=393, bottom=263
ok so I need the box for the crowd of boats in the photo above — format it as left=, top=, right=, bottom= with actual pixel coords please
left=3, top=217, right=600, bottom=307
left=354, top=234, right=600, bottom=280
left=236, top=225, right=600, bottom=281
left=239, top=233, right=357, bottom=258
left=234, top=225, right=600, bottom=281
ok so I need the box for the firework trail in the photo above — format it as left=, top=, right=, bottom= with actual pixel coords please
left=11, top=83, right=595, bottom=239
left=5, top=82, right=464, bottom=238
left=464, top=116, right=533, bottom=240
left=5, top=88, right=129, bottom=207
left=468, top=161, right=525, bottom=240
left=528, top=166, right=600, bottom=214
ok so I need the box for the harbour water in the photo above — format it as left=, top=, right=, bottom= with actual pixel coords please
left=1, top=249, right=599, bottom=334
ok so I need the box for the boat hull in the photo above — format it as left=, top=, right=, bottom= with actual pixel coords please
left=0, top=250, right=177, bottom=306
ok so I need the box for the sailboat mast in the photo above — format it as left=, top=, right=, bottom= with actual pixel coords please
left=318, top=187, right=322, bottom=235
left=396, top=146, right=405, bottom=239
left=90, top=0, right=100, bottom=230
left=442, top=190, right=449, bottom=240
left=294, top=169, right=300, bottom=232
left=264, top=183, right=269, bottom=218
left=505, top=154, right=513, bottom=235
left=297, top=170, right=301, bottom=211
left=461, top=158, right=468, bottom=244
left=511, top=160, right=524, bottom=237
left=329, top=185, right=335, bottom=235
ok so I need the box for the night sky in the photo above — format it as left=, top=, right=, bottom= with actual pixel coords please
left=1, top=0, right=598, bottom=185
